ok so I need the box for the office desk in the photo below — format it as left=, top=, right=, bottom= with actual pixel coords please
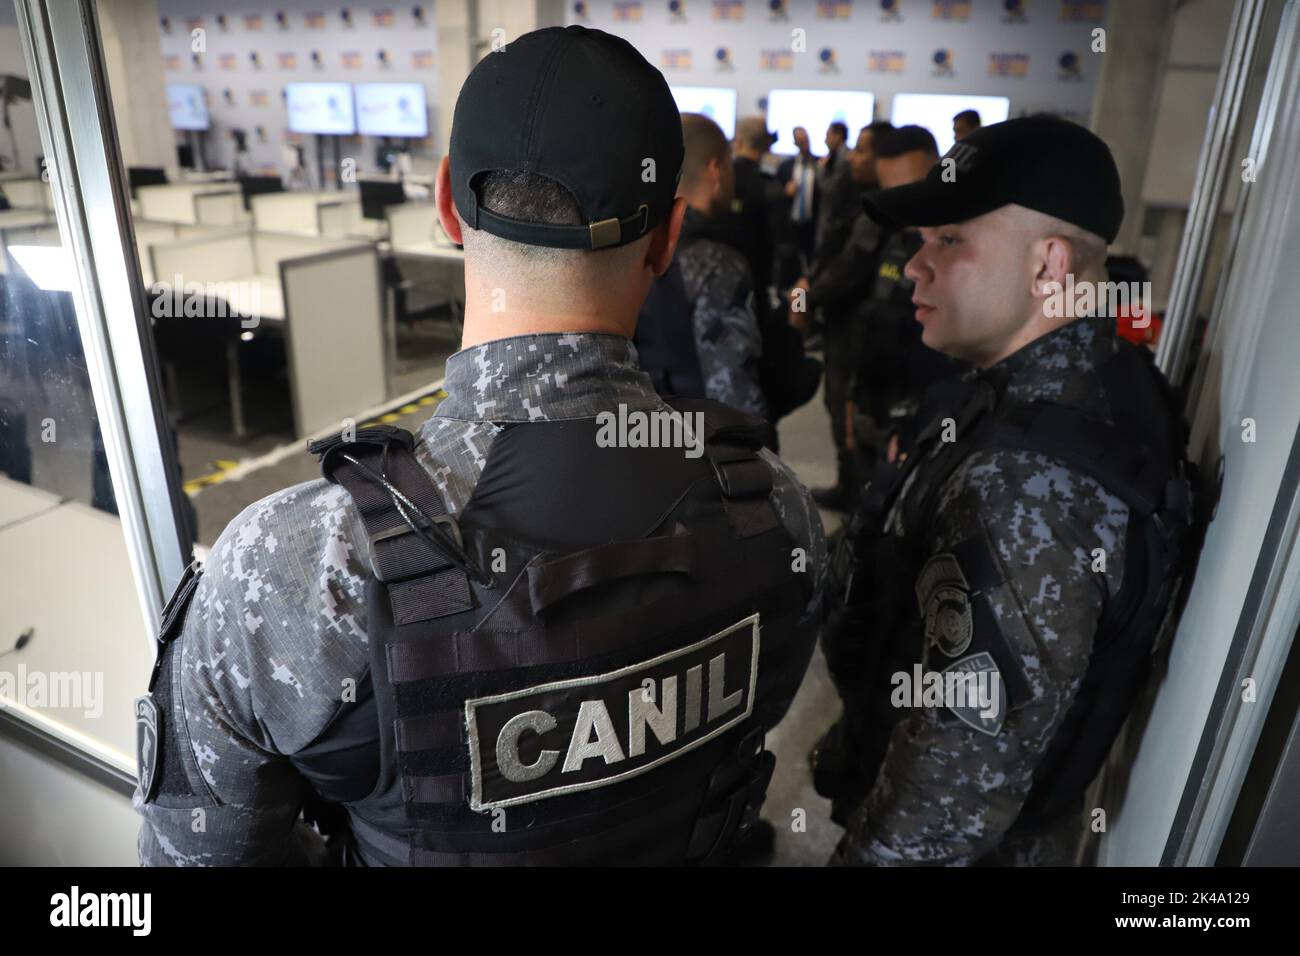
left=208, top=274, right=286, bottom=323
left=0, top=209, right=52, bottom=231
left=0, top=209, right=55, bottom=274
left=0, top=474, right=61, bottom=530
left=150, top=232, right=386, bottom=438
left=383, top=240, right=465, bottom=264
left=0, top=494, right=150, bottom=768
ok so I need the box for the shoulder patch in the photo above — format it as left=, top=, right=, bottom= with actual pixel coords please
left=940, top=651, right=1006, bottom=736
left=916, top=553, right=973, bottom=659
left=135, top=694, right=161, bottom=803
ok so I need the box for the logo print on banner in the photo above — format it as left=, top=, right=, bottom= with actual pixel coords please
left=868, top=49, right=906, bottom=72
left=988, top=52, right=1030, bottom=77
left=661, top=49, right=693, bottom=70
left=713, top=0, right=745, bottom=20
left=768, top=0, right=791, bottom=21
left=715, top=46, right=734, bottom=71
left=760, top=48, right=794, bottom=70
left=1059, top=50, right=1084, bottom=81
left=1060, top=0, right=1106, bottom=22
left=1001, top=0, right=1029, bottom=22
left=613, top=0, right=645, bottom=21
left=879, top=0, right=903, bottom=21
left=932, top=0, right=972, bottom=20
left=278, top=52, right=298, bottom=70
left=932, top=48, right=955, bottom=76
left=219, top=53, right=238, bottom=71
left=669, top=0, right=687, bottom=22
left=817, top=0, right=853, bottom=18
left=572, top=0, right=591, bottom=22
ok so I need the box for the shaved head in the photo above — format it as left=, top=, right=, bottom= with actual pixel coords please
left=680, top=112, right=730, bottom=192
left=903, top=202, right=1112, bottom=367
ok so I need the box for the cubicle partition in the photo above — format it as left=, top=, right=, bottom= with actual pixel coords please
left=0, top=175, right=53, bottom=210
left=147, top=230, right=386, bottom=437
left=319, top=193, right=386, bottom=241
left=252, top=190, right=334, bottom=237
left=136, top=181, right=245, bottom=226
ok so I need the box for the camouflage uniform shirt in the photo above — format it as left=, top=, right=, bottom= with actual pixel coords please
left=135, top=332, right=823, bottom=865
left=676, top=209, right=768, bottom=420
left=832, top=316, right=1132, bottom=866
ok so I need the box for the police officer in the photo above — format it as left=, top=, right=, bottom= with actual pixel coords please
left=791, top=121, right=893, bottom=510
left=820, top=116, right=1196, bottom=865
left=636, top=113, right=768, bottom=424
left=845, top=126, right=963, bottom=465
left=134, top=26, right=824, bottom=866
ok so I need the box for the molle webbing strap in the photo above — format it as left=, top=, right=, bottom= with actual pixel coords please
left=312, top=427, right=472, bottom=624
left=668, top=401, right=781, bottom=540
left=526, top=527, right=696, bottom=615
left=383, top=542, right=797, bottom=679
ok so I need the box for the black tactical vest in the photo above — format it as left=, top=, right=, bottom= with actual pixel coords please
left=634, top=257, right=708, bottom=401
left=293, top=398, right=815, bottom=865
left=824, top=336, right=1197, bottom=828
left=855, top=229, right=963, bottom=415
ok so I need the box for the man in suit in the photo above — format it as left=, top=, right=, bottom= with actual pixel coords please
left=776, top=125, right=819, bottom=270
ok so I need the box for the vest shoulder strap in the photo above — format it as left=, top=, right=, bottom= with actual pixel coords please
left=308, top=424, right=479, bottom=624
left=668, top=396, right=780, bottom=539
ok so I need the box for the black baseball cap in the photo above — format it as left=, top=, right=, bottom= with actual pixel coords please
left=449, top=26, right=684, bottom=251
left=862, top=115, right=1124, bottom=243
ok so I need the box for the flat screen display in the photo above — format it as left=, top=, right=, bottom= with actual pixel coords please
left=889, top=93, right=1011, bottom=156
left=285, top=82, right=356, bottom=135
left=669, top=86, right=738, bottom=139
left=167, top=84, right=209, bottom=131
left=355, top=83, right=429, bottom=138
left=765, top=89, right=876, bottom=157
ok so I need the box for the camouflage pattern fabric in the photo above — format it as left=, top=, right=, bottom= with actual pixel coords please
left=832, top=316, right=1130, bottom=866
left=135, top=332, right=823, bottom=865
left=675, top=211, right=768, bottom=420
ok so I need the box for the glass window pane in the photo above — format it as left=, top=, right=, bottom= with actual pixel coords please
left=99, top=2, right=456, bottom=549
left=0, top=2, right=151, bottom=769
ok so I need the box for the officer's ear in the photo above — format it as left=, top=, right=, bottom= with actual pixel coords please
left=1032, top=234, right=1073, bottom=300
left=434, top=155, right=464, bottom=246
left=648, top=196, right=687, bottom=278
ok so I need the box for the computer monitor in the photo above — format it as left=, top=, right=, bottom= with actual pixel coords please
left=375, top=143, right=410, bottom=173
left=285, top=82, right=356, bottom=135
left=669, top=86, right=738, bottom=140
left=355, top=83, right=429, bottom=138
left=127, top=166, right=169, bottom=197
left=167, top=84, right=209, bottom=131
left=238, top=174, right=284, bottom=211
left=889, top=93, right=1011, bottom=156
left=359, top=179, right=406, bottom=221
left=765, top=89, right=876, bottom=157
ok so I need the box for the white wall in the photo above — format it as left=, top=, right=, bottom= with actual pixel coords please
left=154, top=0, right=442, bottom=175
left=567, top=0, right=1105, bottom=128
left=1101, top=2, right=1300, bottom=864
left=98, top=0, right=177, bottom=175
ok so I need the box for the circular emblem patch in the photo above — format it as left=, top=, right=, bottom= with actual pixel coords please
left=924, top=585, right=973, bottom=658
